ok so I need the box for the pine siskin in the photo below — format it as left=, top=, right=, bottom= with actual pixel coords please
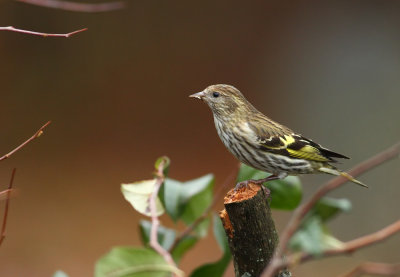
left=190, top=84, right=367, bottom=188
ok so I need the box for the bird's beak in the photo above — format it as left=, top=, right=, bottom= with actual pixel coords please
left=189, top=91, right=205, bottom=100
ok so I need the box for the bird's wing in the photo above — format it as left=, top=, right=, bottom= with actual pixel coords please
left=257, top=133, right=349, bottom=162
left=247, top=119, right=349, bottom=162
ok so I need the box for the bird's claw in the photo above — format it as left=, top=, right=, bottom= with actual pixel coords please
left=234, top=179, right=262, bottom=192
left=234, top=180, right=249, bottom=191
left=234, top=175, right=281, bottom=192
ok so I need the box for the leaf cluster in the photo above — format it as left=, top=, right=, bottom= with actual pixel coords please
left=55, top=159, right=354, bottom=277
left=97, top=157, right=230, bottom=277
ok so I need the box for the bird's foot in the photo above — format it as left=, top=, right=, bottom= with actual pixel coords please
left=234, top=179, right=254, bottom=191
left=234, top=174, right=280, bottom=192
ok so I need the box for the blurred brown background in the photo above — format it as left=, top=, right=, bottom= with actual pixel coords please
left=0, top=0, right=399, bottom=276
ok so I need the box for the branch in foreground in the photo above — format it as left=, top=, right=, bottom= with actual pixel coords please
left=0, top=121, right=51, bottom=162
left=0, top=169, right=16, bottom=247
left=263, top=142, right=400, bottom=277
left=16, top=0, right=125, bottom=12
left=338, top=262, right=400, bottom=277
left=269, top=219, right=400, bottom=273
left=0, top=27, right=87, bottom=37
left=149, top=159, right=182, bottom=277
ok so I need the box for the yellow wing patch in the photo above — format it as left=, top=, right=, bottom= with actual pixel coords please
left=280, top=135, right=295, bottom=146
left=287, top=145, right=329, bottom=162
left=262, top=135, right=299, bottom=150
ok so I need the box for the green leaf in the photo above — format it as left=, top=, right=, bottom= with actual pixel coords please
left=154, top=156, right=170, bottom=176
left=180, top=189, right=212, bottom=237
left=171, top=236, right=198, bottom=264
left=289, top=197, right=350, bottom=255
left=289, top=217, right=324, bottom=255
left=121, top=180, right=165, bottom=217
left=139, top=220, right=176, bottom=250
left=266, top=176, right=302, bottom=210
left=53, top=271, right=69, bottom=277
left=179, top=175, right=214, bottom=236
left=163, top=174, right=214, bottom=226
left=190, top=214, right=231, bottom=277
left=155, top=157, right=170, bottom=210
left=320, top=229, right=345, bottom=249
left=312, top=197, right=352, bottom=222
left=170, top=215, right=211, bottom=240
left=212, top=213, right=229, bottom=253
left=290, top=218, right=344, bottom=255
left=162, top=178, right=183, bottom=221
left=236, top=163, right=302, bottom=210
left=95, top=247, right=183, bottom=277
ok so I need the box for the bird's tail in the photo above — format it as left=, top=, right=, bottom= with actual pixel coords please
left=318, top=167, right=368, bottom=188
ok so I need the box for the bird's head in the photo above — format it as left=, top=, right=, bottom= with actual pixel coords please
left=189, top=84, right=252, bottom=118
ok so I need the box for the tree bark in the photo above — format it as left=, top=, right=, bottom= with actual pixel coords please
left=220, top=183, right=290, bottom=277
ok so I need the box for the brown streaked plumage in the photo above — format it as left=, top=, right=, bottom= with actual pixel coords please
left=190, top=84, right=367, bottom=188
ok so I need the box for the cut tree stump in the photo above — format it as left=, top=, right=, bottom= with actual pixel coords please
left=220, top=183, right=291, bottom=277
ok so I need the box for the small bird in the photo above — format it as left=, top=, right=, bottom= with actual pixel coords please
left=190, top=84, right=367, bottom=188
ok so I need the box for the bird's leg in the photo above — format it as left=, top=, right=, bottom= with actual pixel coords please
left=234, top=174, right=280, bottom=191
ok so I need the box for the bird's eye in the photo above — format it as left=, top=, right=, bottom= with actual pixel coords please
left=212, top=91, right=220, bottom=98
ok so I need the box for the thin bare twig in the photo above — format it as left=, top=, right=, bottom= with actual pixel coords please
left=0, top=123, right=50, bottom=245
left=169, top=167, right=237, bottom=251
left=0, top=169, right=16, bottom=246
left=263, top=142, right=400, bottom=277
left=338, top=262, right=400, bottom=277
left=0, top=121, right=51, bottom=162
left=0, top=27, right=87, bottom=37
left=149, top=159, right=182, bottom=277
left=331, top=219, right=400, bottom=255
left=304, top=219, right=400, bottom=263
left=16, top=0, right=125, bottom=12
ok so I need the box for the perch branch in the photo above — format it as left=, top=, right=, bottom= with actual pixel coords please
left=263, top=142, right=400, bottom=277
left=0, top=121, right=51, bottom=162
left=0, top=26, right=87, bottom=37
left=338, top=262, right=400, bottom=277
left=221, top=184, right=290, bottom=277
left=0, top=169, right=16, bottom=246
left=16, top=0, right=125, bottom=12
left=149, top=159, right=182, bottom=276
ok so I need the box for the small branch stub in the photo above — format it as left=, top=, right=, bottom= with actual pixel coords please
left=220, top=183, right=290, bottom=277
